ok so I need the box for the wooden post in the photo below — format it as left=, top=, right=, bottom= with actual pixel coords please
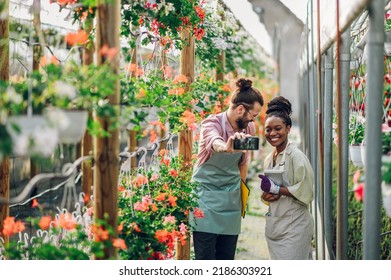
left=176, top=26, right=195, bottom=260
left=215, top=12, right=225, bottom=82
left=127, top=47, right=138, bottom=167
left=159, top=49, right=168, bottom=150
left=81, top=112, right=93, bottom=199
left=0, top=0, right=9, bottom=242
left=29, top=0, right=42, bottom=203
left=81, top=19, right=94, bottom=200
left=215, top=50, right=225, bottom=81
left=94, top=0, right=120, bottom=259
left=32, top=0, right=41, bottom=72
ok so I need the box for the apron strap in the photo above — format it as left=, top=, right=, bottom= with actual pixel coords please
left=278, top=142, right=290, bottom=171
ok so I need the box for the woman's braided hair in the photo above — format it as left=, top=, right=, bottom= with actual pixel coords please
left=266, top=96, right=292, bottom=127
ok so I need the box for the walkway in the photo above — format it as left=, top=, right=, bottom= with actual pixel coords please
left=235, top=178, right=270, bottom=260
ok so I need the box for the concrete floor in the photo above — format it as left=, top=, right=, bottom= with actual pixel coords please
left=235, top=178, right=270, bottom=260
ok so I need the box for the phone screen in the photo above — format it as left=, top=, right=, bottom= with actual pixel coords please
left=233, top=137, right=260, bottom=150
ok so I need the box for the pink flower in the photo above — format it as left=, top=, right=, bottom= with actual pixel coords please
left=382, top=123, right=391, bottom=132
left=150, top=173, right=159, bottom=181
left=179, top=223, right=187, bottom=234
left=134, top=195, right=153, bottom=212
left=353, top=170, right=361, bottom=184
left=163, top=215, right=176, bottom=225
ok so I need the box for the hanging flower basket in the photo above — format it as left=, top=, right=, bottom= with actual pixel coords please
left=360, top=143, right=366, bottom=167
left=349, top=145, right=364, bottom=167
left=58, top=110, right=88, bottom=144
left=44, top=108, right=88, bottom=144
left=6, top=115, right=59, bottom=157
left=382, top=181, right=391, bottom=218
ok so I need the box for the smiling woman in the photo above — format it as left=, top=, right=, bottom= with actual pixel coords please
left=259, top=95, right=315, bottom=260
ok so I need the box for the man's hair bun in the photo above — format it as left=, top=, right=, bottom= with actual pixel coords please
left=236, top=78, right=252, bottom=91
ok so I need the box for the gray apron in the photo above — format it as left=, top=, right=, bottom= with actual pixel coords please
left=191, top=152, right=242, bottom=235
left=264, top=143, right=314, bottom=259
left=190, top=113, right=243, bottom=235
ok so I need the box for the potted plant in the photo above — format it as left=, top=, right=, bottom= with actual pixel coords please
left=348, top=113, right=365, bottom=167
left=381, top=161, right=391, bottom=217
left=382, top=123, right=391, bottom=160
left=0, top=80, right=61, bottom=159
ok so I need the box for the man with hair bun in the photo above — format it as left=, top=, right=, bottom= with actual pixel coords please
left=190, top=78, right=264, bottom=260
left=259, top=96, right=315, bottom=259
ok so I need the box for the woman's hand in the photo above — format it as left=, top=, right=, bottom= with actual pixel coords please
left=261, top=191, right=280, bottom=202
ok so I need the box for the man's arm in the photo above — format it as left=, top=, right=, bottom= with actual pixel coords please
left=239, top=164, right=248, bottom=182
left=212, top=139, right=227, bottom=152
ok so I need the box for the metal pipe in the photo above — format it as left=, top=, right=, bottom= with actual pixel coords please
left=306, top=1, right=312, bottom=160
left=316, top=0, right=326, bottom=259
left=335, top=0, right=350, bottom=259
left=364, top=0, right=383, bottom=260
left=323, top=46, right=335, bottom=259
left=308, top=0, right=319, bottom=259
left=319, top=54, right=326, bottom=259
left=340, top=26, right=351, bottom=260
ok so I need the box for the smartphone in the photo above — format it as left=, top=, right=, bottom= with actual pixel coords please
left=233, top=137, right=260, bottom=150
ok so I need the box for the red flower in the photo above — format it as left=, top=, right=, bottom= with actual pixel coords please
left=38, top=216, right=52, bottom=230
left=2, top=217, right=25, bottom=236
left=112, top=238, right=127, bottom=250
left=354, top=183, right=364, bottom=202
left=193, top=208, right=205, bottom=218
left=167, top=195, right=177, bottom=207
left=194, top=6, right=205, bottom=21
left=170, top=169, right=179, bottom=177
left=65, top=30, right=88, bottom=46
left=193, top=27, right=205, bottom=40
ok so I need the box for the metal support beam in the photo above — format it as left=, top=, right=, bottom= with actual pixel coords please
left=336, top=27, right=351, bottom=260
left=323, top=46, right=335, bottom=259
left=363, top=0, right=384, bottom=260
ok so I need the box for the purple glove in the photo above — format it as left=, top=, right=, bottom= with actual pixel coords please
left=258, top=174, right=280, bottom=194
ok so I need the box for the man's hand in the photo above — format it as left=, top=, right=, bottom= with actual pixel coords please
left=226, top=132, right=252, bottom=153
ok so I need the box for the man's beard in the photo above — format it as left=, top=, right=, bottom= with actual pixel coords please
left=236, top=116, right=249, bottom=130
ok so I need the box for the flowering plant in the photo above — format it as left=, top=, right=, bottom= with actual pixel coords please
left=349, top=70, right=366, bottom=114
left=122, top=71, right=200, bottom=133
left=385, top=10, right=391, bottom=32
left=0, top=208, right=126, bottom=260
left=195, top=1, right=266, bottom=77
left=0, top=59, right=120, bottom=159
left=383, top=162, right=391, bottom=185
left=348, top=113, right=365, bottom=145
left=121, top=0, right=206, bottom=50
left=352, top=170, right=365, bottom=202
left=117, top=150, right=203, bottom=260
left=382, top=123, right=391, bottom=156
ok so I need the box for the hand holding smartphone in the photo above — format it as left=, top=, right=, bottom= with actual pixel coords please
left=233, top=137, right=260, bottom=150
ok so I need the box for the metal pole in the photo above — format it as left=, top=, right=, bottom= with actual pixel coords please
left=337, top=25, right=350, bottom=260
left=306, top=1, right=312, bottom=161
left=308, top=0, right=319, bottom=259
left=319, top=54, right=326, bottom=260
left=363, top=0, right=383, bottom=260
left=323, top=46, right=335, bottom=259
left=316, top=0, right=326, bottom=259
